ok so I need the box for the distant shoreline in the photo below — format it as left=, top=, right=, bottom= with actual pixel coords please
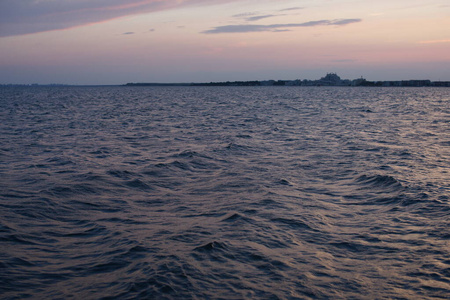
left=124, top=80, right=450, bottom=87
left=125, top=73, right=450, bottom=87
left=2, top=73, right=449, bottom=87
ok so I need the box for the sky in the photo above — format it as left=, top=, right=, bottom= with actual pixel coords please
left=0, top=0, right=449, bottom=85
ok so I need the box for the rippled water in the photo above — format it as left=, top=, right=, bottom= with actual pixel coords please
left=1, top=86, right=449, bottom=299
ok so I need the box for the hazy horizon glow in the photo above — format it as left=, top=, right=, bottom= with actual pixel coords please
left=0, top=0, right=449, bottom=84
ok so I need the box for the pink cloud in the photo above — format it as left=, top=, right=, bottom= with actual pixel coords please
left=418, top=39, right=450, bottom=44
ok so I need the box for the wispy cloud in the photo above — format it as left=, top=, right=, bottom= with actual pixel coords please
left=331, top=19, right=362, bottom=26
left=245, top=14, right=277, bottom=22
left=418, top=39, right=450, bottom=44
left=123, top=32, right=135, bottom=35
left=232, top=7, right=303, bottom=22
left=232, top=12, right=258, bottom=18
left=0, top=0, right=241, bottom=37
left=202, top=19, right=362, bottom=34
left=272, top=29, right=291, bottom=32
left=279, top=7, right=304, bottom=12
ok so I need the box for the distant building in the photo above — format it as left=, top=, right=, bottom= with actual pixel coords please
left=351, top=77, right=366, bottom=86
left=312, top=73, right=352, bottom=86
left=404, top=80, right=431, bottom=87
left=260, top=80, right=275, bottom=86
left=319, top=73, right=341, bottom=85
left=382, top=81, right=402, bottom=87
left=285, top=80, right=301, bottom=86
left=431, top=81, right=450, bottom=87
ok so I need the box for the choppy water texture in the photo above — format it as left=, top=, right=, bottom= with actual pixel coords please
left=1, top=86, right=449, bottom=299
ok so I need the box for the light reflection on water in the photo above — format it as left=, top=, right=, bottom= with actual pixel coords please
left=0, top=86, right=449, bottom=299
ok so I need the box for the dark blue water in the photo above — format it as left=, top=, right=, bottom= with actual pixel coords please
left=1, top=86, right=449, bottom=299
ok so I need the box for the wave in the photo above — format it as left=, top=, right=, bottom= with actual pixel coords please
left=1, top=86, right=449, bottom=300
left=193, top=241, right=228, bottom=252
left=355, top=174, right=404, bottom=190
left=339, top=174, right=430, bottom=207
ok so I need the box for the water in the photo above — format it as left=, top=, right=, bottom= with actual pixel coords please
left=0, top=86, right=449, bottom=299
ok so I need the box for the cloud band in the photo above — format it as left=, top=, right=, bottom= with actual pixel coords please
left=0, top=0, right=240, bottom=37
left=202, top=19, right=362, bottom=34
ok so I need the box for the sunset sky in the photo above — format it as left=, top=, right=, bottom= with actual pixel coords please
left=1, top=0, right=449, bottom=85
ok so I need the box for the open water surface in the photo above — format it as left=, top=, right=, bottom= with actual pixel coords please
left=0, top=86, right=449, bottom=299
